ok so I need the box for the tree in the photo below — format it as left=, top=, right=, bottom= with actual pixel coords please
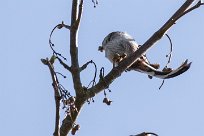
left=41, top=0, right=203, bottom=136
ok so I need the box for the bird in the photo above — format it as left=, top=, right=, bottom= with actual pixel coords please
left=98, top=31, right=191, bottom=79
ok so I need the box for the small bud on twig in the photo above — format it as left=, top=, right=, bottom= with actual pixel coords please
left=103, top=98, right=112, bottom=106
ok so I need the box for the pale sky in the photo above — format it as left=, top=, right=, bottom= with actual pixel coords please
left=1, top=0, right=204, bottom=136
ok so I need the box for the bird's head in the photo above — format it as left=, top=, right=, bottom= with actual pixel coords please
left=99, top=31, right=122, bottom=52
left=102, top=32, right=121, bottom=45
left=99, top=31, right=135, bottom=52
left=98, top=46, right=104, bottom=52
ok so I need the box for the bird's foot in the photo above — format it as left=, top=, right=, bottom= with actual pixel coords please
left=112, top=53, right=127, bottom=67
left=113, top=53, right=127, bottom=62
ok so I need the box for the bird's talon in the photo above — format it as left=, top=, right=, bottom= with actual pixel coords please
left=113, top=53, right=121, bottom=63
left=121, top=53, right=127, bottom=59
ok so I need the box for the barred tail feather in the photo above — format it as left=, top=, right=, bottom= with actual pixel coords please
left=130, top=59, right=191, bottom=79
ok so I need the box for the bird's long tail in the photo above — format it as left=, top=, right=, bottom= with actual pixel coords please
left=128, top=59, right=191, bottom=79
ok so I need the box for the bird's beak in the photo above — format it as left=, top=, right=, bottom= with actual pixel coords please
left=98, top=46, right=104, bottom=52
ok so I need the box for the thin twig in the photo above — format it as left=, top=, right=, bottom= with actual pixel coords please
left=80, top=60, right=93, bottom=71
left=164, top=34, right=173, bottom=68
left=159, top=80, right=165, bottom=90
left=80, top=60, right=97, bottom=88
left=88, top=61, right=97, bottom=87
left=175, top=1, right=204, bottom=21
left=49, top=25, right=60, bottom=53
left=59, top=84, right=71, bottom=100
left=92, top=0, right=98, bottom=8
left=61, top=21, right=71, bottom=30
left=49, top=22, right=71, bottom=60
left=56, top=72, right=67, bottom=78
left=99, top=67, right=109, bottom=89
left=158, top=34, right=173, bottom=90
left=57, top=57, right=72, bottom=72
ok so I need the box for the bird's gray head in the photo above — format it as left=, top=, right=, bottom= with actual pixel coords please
left=98, top=31, right=134, bottom=52
left=102, top=31, right=121, bottom=45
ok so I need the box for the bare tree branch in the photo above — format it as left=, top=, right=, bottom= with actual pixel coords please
left=49, top=22, right=70, bottom=61
left=80, top=60, right=94, bottom=72
left=68, top=0, right=85, bottom=96
left=41, top=58, right=61, bottom=136
left=60, top=0, right=85, bottom=135
left=60, top=98, right=84, bottom=136
left=57, top=57, right=72, bottom=72
left=70, top=0, right=78, bottom=25
left=69, top=0, right=83, bottom=95
left=176, top=1, right=204, bottom=21
left=80, top=60, right=97, bottom=88
left=158, top=34, right=173, bottom=90
left=87, top=0, right=198, bottom=98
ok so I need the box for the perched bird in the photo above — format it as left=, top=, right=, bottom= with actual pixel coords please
left=98, top=31, right=191, bottom=79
